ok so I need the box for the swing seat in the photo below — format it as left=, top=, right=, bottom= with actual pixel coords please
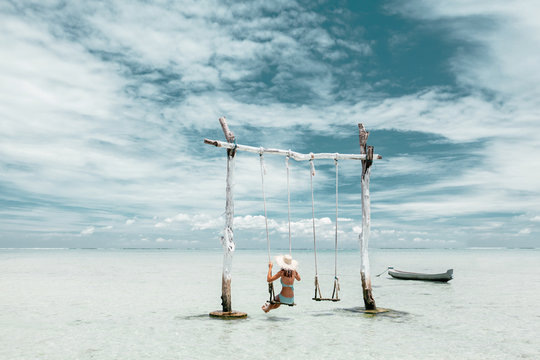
left=267, top=283, right=296, bottom=306
left=312, top=277, right=340, bottom=302
left=269, top=300, right=296, bottom=306
left=310, top=159, right=343, bottom=304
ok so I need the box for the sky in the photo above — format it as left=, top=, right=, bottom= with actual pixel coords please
left=1, top=0, right=539, bottom=250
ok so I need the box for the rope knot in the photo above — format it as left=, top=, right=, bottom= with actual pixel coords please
left=309, top=158, right=316, bottom=176
left=259, top=150, right=267, bottom=175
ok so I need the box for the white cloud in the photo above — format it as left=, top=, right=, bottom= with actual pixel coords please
left=172, top=214, right=191, bottom=222
left=390, top=0, right=540, bottom=99
left=348, top=1, right=540, bottom=239
left=1, top=0, right=539, bottom=248
left=80, top=227, right=95, bottom=236
left=1, top=0, right=371, bottom=247
left=375, top=154, right=448, bottom=178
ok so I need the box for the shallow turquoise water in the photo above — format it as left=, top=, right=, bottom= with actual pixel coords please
left=0, top=248, right=539, bottom=359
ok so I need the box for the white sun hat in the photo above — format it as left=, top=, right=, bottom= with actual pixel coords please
left=275, top=254, right=298, bottom=271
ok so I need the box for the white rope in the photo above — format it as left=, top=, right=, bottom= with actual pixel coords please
left=310, top=158, right=318, bottom=277
left=286, top=152, right=292, bottom=256
left=334, top=156, right=339, bottom=278
left=259, top=150, right=270, bottom=263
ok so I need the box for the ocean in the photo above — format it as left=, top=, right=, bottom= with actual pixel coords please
left=1, top=248, right=538, bottom=359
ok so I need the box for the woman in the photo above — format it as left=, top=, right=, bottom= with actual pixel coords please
left=262, top=254, right=301, bottom=313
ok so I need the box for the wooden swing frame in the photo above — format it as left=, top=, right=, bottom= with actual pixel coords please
left=205, top=118, right=381, bottom=316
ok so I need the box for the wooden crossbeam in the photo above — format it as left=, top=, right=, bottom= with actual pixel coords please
left=204, top=138, right=383, bottom=161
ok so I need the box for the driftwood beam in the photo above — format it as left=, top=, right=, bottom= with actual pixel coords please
left=204, top=138, right=383, bottom=161
left=204, top=138, right=220, bottom=147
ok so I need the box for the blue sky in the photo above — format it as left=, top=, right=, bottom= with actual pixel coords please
left=1, top=0, right=539, bottom=249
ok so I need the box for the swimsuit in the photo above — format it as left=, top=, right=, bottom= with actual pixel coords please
left=278, top=294, right=294, bottom=305
left=280, top=279, right=294, bottom=290
left=279, top=279, right=294, bottom=304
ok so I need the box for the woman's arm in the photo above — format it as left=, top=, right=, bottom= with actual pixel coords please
left=294, top=271, right=301, bottom=281
left=267, top=263, right=282, bottom=282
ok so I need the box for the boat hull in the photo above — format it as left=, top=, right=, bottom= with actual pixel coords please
left=388, top=268, right=453, bottom=282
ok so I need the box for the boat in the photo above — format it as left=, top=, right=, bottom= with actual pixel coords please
left=387, top=267, right=453, bottom=282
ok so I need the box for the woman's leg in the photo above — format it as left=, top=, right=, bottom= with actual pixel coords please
left=271, top=296, right=282, bottom=311
left=261, top=296, right=281, bottom=312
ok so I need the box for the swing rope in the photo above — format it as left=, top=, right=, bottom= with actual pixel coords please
left=334, top=157, right=338, bottom=278
left=310, top=157, right=317, bottom=275
left=286, top=152, right=292, bottom=256
left=332, top=156, right=340, bottom=301
left=261, top=149, right=294, bottom=306
left=310, top=157, right=323, bottom=301
left=259, top=149, right=271, bottom=263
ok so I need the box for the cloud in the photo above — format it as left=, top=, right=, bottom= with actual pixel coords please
left=1, top=0, right=539, bottom=248
left=155, top=237, right=199, bottom=246
left=80, top=227, right=95, bottom=236
left=375, top=154, right=449, bottom=178
left=154, top=213, right=223, bottom=230
left=389, top=0, right=540, bottom=98
left=353, top=1, right=540, bottom=244
left=0, top=0, right=373, bottom=247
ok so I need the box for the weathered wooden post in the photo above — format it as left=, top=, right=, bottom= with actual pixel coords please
left=209, top=117, right=247, bottom=318
left=358, top=123, right=377, bottom=311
